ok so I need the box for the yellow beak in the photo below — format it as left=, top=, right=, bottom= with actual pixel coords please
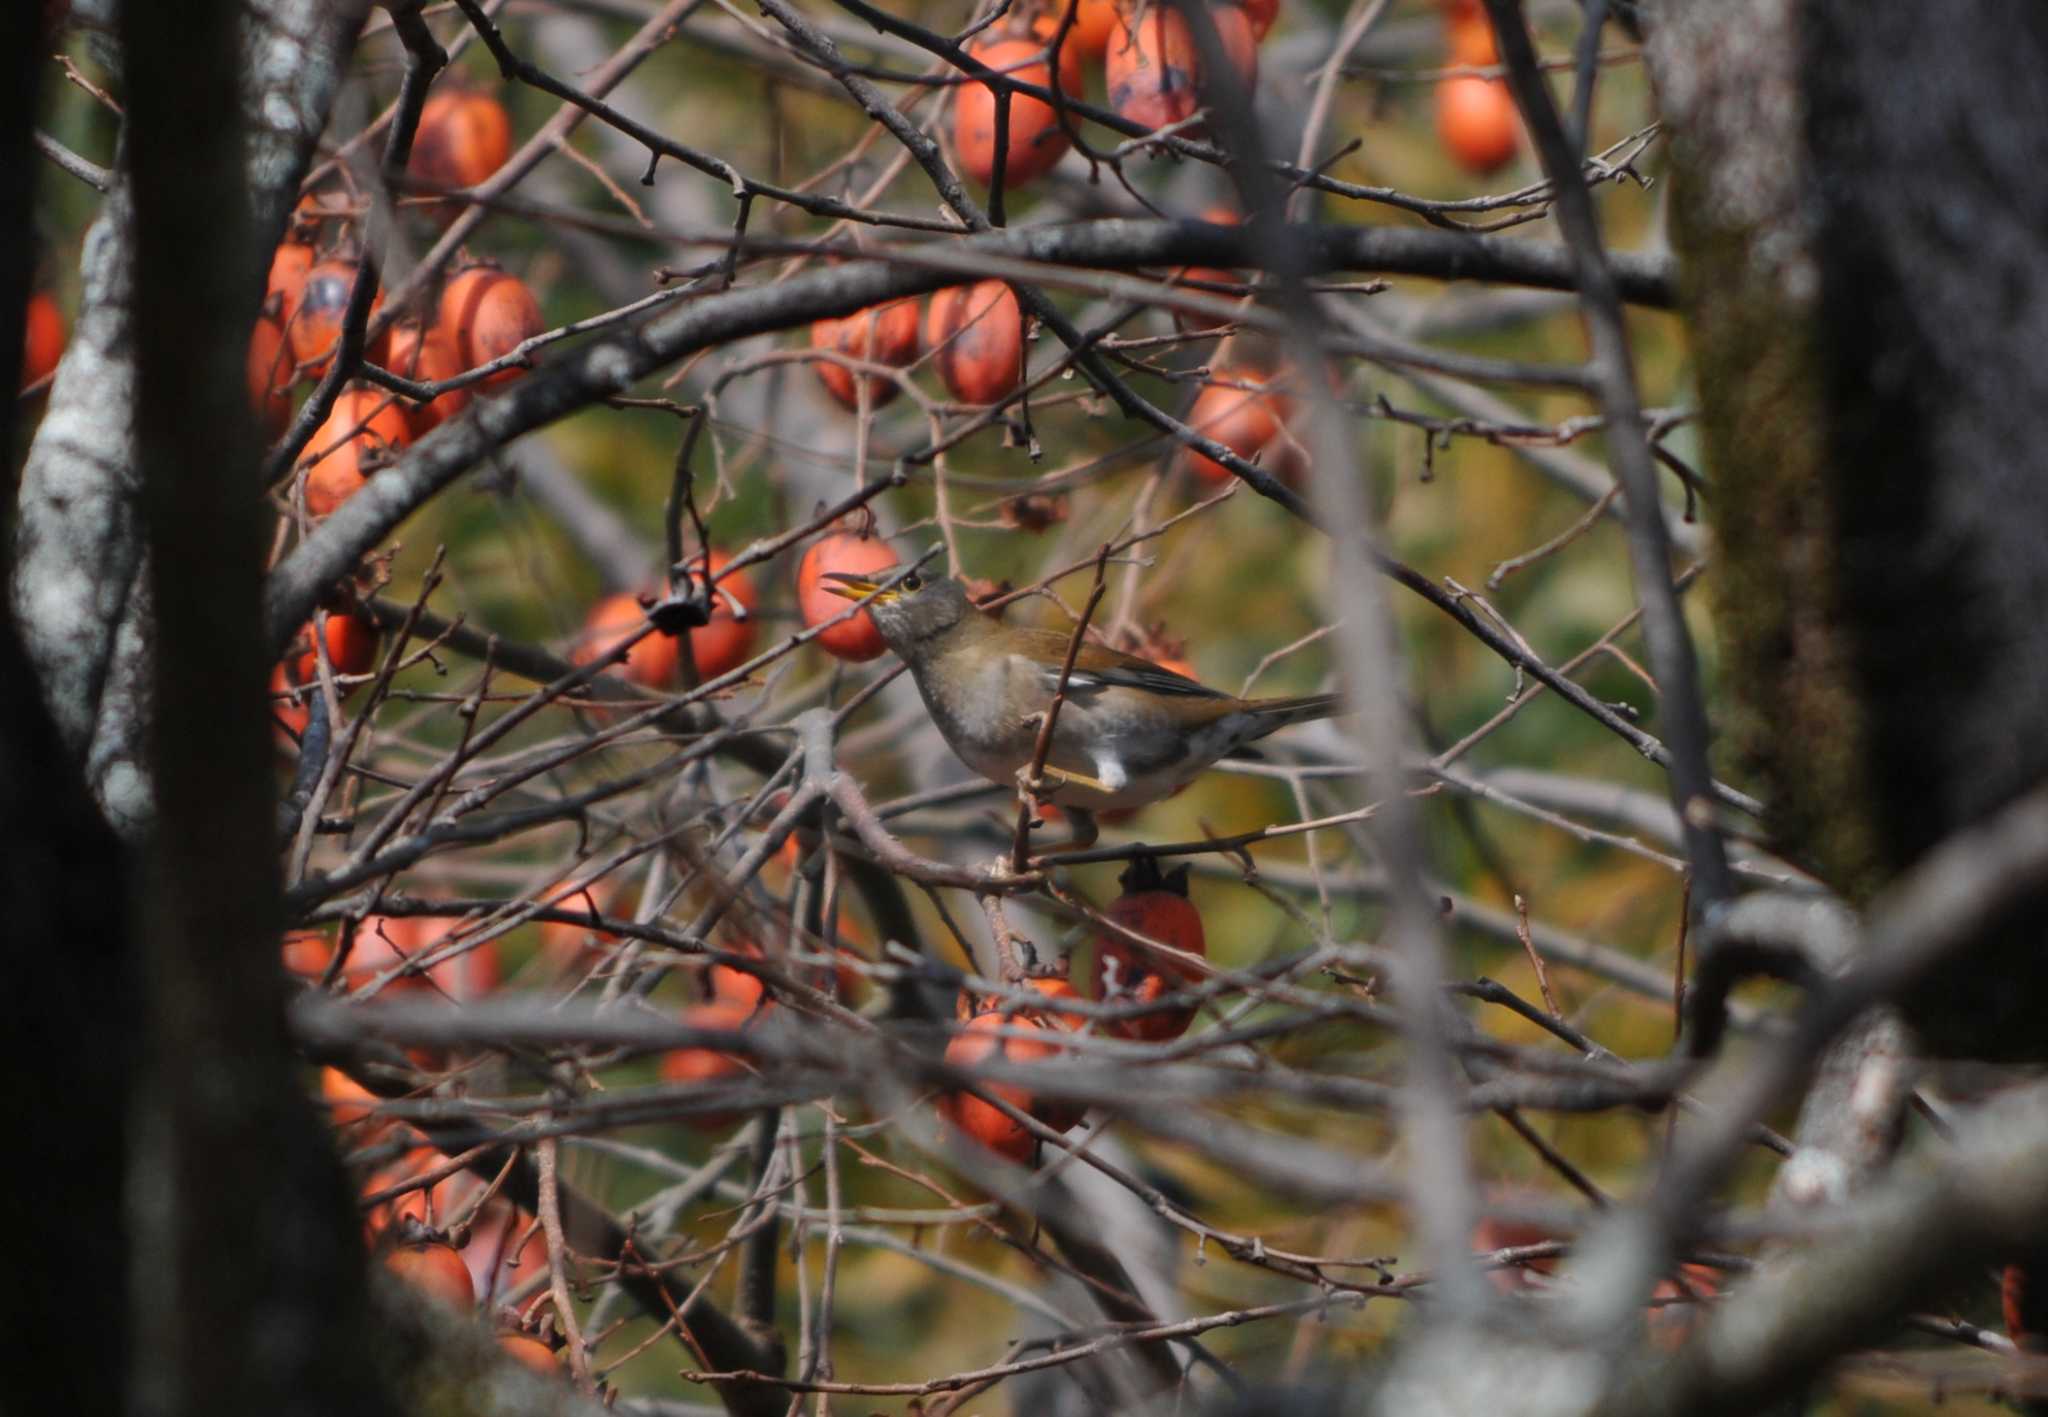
left=821, top=572, right=895, bottom=604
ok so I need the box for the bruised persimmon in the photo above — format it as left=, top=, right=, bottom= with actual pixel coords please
left=498, top=1333, right=561, bottom=1375
left=377, top=320, right=470, bottom=434
left=925, top=280, right=1025, bottom=406
left=301, top=386, right=410, bottom=517
left=411, top=87, right=514, bottom=196
left=953, top=31, right=1081, bottom=189
left=248, top=315, right=294, bottom=438
left=939, top=1010, right=1073, bottom=1162
left=289, top=258, right=381, bottom=375
left=1436, top=74, right=1519, bottom=174
left=796, top=530, right=900, bottom=662
left=811, top=297, right=920, bottom=410
left=438, top=265, right=543, bottom=387
left=1107, top=4, right=1255, bottom=132
left=22, top=290, right=63, bottom=391
left=1183, top=367, right=1299, bottom=485
left=384, top=1240, right=476, bottom=1310
left=660, top=999, right=763, bottom=1132
left=1089, top=858, right=1207, bottom=1042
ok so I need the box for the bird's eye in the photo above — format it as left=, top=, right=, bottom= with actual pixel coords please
left=902, top=573, right=922, bottom=592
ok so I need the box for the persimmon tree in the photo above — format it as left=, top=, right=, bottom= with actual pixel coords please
left=10, top=0, right=2048, bottom=1415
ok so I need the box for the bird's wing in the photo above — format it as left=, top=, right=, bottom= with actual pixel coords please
left=1009, top=630, right=1232, bottom=700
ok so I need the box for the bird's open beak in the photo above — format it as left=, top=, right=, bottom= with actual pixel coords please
left=821, top=572, right=896, bottom=604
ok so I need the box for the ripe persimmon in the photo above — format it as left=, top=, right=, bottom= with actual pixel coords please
left=22, top=290, right=63, bottom=390
left=1235, top=0, right=1279, bottom=42
left=575, top=592, right=682, bottom=691
left=1183, top=368, right=1298, bottom=484
left=438, top=265, right=543, bottom=387
left=411, top=88, right=514, bottom=197
left=953, top=31, right=1081, bottom=189
left=1052, top=0, right=1120, bottom=56
left=811, top=297, right=920, bottom=411
left=248, top=315, right=293, bottom=438
left=1171, top=205, right=1245, bottom=333
left=796, top=530, right=901, bottom=662
left=385, top=1240, right=476, bottom=1310
left=1647, top=1265, right=1719, bottom=1349
left=286, top=604, right=380, bottom=686
left=660, top=999, right=763, bottom=1132
left=1436, top=74, right=1519, bottom=174
left=925, top=280, right=1025, bottom=406
left=939, top=1010, right=1072, bottom=1162
left=684, top=550, right=761, bottom=680
left=301, top=386, right=410, bottom=517
left=319, top=1066, right=382, bottom=1130
left=1089, top=858, right=1207, bottom=1042
left=498, top=1333, right=561, bottom=1375
left=270, top=663, right=310, bottom=742
left=267, top=240, right=315, bottom=330
left=537, top=875, right=620, bottom=968
left=342, top=914, right=500, bottom=1003
left=376, top=320, right=470, bottom=434
left=288, top=258, right=381, bottom=375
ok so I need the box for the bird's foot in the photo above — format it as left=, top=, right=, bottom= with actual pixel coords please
left=1033, top=764, right=1113, bottom=795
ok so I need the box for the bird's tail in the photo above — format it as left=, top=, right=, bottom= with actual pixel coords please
left=1245, top=692, right=1343, bottom=738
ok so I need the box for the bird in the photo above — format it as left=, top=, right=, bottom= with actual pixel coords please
left=824, top=571, right=1341, bottom=847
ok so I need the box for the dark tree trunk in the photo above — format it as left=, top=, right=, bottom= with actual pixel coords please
left=116, top=1, right=396, bottom=1413
left=1651, top=0, right=2048, bottom=1058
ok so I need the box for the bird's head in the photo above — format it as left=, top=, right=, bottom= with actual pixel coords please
left=822, top=569, right=975, bottom=654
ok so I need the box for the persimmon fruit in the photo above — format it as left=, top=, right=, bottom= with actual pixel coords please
left=377, top=320, right=470, bottom=434
left=811, top=298, right=920, bottom=410
left=438, top=266, right=543, bottom=387
left=385, top=1240, right=476, bottom=1310
left=22, top=290, right=63, bottom=390
left=1088, top=858, right=1207, bottom=1042
left=925, top=281, right=1025, bottom=406
left=411, top=88, right=514, bottom=195
left=248, top=314, right=293, bottom=438
left=953, top=31, right=1081, bottom=189
left=498, top=1333, right=561, bottom=1375
left=302, top=387, right=410, bottom=517
left=939, top=1010, right=1072, bottom=1162
left=287, top=604, right=380, bottom=686
left=289, top=259, right=381, bottom=375
left=1183, top=368, right=1298, bottom=485
left=1436, top=74, right=1519, bottom=174
left=660, top=999, right=762, bottom=1132
left=796, top=531, right=901, bottom=662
